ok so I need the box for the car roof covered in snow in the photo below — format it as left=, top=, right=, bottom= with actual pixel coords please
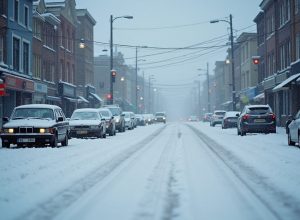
left=15, top=104, right=61, bottom=110
left=72, top=108, right=100, bottom=113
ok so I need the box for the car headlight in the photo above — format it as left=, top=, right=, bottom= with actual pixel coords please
left=3, top=128, right=14, bottom=133
left=39, top=128, right=54, bottom=134
left=115, top=118, right=120, bottom=123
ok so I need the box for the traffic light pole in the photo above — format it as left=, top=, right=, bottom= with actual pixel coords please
left=110, top=15, right=114, bottom=104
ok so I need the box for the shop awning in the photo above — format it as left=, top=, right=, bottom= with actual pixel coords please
left=89, top=92, right=103, bottom=103
left=47, top=96, right=61, bottom=102
left=64, top=97, right=78, bottom=103
left=253, top=93, right=265, bottom=101
left=78, top=96, right=89, bottom=103
left=221, top=101, right=232, bottom=106
left=273, top=73, right=300, bottom=92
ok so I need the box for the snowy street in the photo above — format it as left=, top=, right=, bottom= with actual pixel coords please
left=1, top=122, right=300, bottom=220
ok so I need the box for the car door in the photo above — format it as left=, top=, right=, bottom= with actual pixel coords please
left=55, top=109, right=67, bottom=141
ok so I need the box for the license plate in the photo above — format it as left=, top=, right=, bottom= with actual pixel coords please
left=77, top=130, right=87, bottom=134
left=18, top=138, right=35, bottom=143
left=254, top=119, right=266, bottom=123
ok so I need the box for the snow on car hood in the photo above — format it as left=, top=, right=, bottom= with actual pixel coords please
left=69, top=120, right=100, bottom=126
left=3, top=118, right=57, bottom=128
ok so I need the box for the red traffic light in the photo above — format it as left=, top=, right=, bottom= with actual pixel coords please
left=106, top=93, right=112, bottom=100
left=111, top=70, right=117, bottom=77
left=252, top=56, right=260, bottom=65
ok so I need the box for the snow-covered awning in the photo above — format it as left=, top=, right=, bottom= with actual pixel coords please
left=78, top=96, right=89, bottom=103
left=47, top=96, right=61, bottom=102
left=89, top=92, right=103, bottom=103
left=221, top=101, right=232, bottom=106
left=253, top=93, right=265, bottom=101
left=273, top=73, right=300, bottom=92
left=64, top=97, right=78, bottom=103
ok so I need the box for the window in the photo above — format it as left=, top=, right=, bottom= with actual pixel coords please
left=23, top=42, right=29, bottom=74
left=13, top=37, right=20, bottom=71
left=24, top=6, right=29, bottom=27
left=14, top=0, right=19, bottom=22
left=0, top=36, right=3, bottom=63
left=296, top=0, right=300, bottom=14
left=33, top=20, right=42, bottom=40
left=33, top=54, right=41, bottom=79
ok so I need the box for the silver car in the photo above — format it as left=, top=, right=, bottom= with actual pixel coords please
left=287, top=110, right=300, bottom=146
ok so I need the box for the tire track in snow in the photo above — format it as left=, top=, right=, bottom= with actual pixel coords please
left=187, top=124, right=300, bottom=220
left=14, top=125, right=168, bottom=220
left=134, top=124, right=182, bottom=220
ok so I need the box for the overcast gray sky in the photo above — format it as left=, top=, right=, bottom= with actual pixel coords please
left=76, top=0, right=262, bottom=118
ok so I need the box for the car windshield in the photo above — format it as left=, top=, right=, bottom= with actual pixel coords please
left=107, top=108, right=120, bottom=116
left=124, top=113, right=130, bottom=118
left=215, top=112, right=226, bottom=116
left=12, top=108, right=54, bottom=120
left=100, top=110, right=110, bottom=117
left=247, top=107, right=271, bottom=115
left=155, top=113, right=165, bottom=117
left=71, top=112, right=100, bottom=120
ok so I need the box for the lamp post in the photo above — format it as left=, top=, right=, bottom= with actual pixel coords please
left=110, top=15, right=133, bottom=104
left=210, top=14, right=236, bottom=111
left=198, top=62, right=210, bottom=113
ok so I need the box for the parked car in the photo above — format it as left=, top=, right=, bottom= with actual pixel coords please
left=202, top=113, right=213, bottom=122
left=188, top=115, right=198, bottom=121
left=222, top=111, right=240, bottom=129
left=286, top=110, right=300, bottom=146
left=237, top=105, right=276, bottom=136
left=103, top=105, right=125, bottom=132
left=135, top=114, right=146, bottom=126
left=154, top=112, right=166, bottom=123
left=210, top=110, right=226, bottom=127
left=99, top=108, right=116, bottom=136
left=123, top=111, right=135, bottom=130
left=0, top=104, right=69, bottom=148
left=69, top=108, right=106, bottom=139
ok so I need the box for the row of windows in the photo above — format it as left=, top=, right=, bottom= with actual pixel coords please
left=279, top=0, right=291, bottom=27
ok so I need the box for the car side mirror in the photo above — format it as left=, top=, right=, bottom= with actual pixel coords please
left=236, top=113, right=240, bottom=117
left=121, top=113, right=125, bottom=117
left=3, top=117, right=9, bottom=123
left=57, top=116, right=64, bottom=122
left=111, top=116, right=114, bottom=119
left=101, top=118, right=106, bottom=122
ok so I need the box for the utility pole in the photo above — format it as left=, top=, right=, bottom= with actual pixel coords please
left=135, top=47, right=138, bottom=113
left=229, top=14, right=236, bottom=111
left=207, top=62, right=210, bottom=112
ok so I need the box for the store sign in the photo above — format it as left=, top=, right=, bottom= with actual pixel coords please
left=0, top=83, right=5, bottom=96
left=3, top=75, right=34, bottom=93
left=34, top=82, right=47, bottom=94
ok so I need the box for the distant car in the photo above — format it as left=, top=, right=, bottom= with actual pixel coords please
left=123, top=111, right=135, bottom=130
left=135, top=114, right=146, bottom=126
left=99, top=108, right=116, bottom=136
left=237, top=105, right=276, bottom=136
left=189, top=116, right=198, bottom=121
left=103, top=105, right=125, bottom=132
left=143, top=114, right=155, bottom=125
left=0, top=104, right=69, bottom=148
left=210, top=110, right=226, bottom=127
left=154, top=112, right=166, bottom=123
left=202, top=113, right=213, bottom=122
left=286, top=110, right=300, bottom=146
left=69, top=108, right=106, bottom=138
left=222, top=111, right=240, bottom=129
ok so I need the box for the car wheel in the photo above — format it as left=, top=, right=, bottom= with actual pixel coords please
left=51, top=134, right=58, bottom=148
left=2, top=141, right=10, bottom=148
left=61, top=134, right=68, bottom=146
left=102, top=132, right=106, bottom=138
left=237, top=129, right=240, bottom=136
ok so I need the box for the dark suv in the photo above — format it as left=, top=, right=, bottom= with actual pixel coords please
left=237, top=105, right=276, bottom=136
left=103, top=105, right=125, bottom=132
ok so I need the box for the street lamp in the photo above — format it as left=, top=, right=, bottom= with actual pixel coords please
left=198, top=62, right=210, bottom=113
left=135, top=54, right=146, bottom=113
left=110, top=15, right=133, bottom=104
left=210, top=14, right=236, bottom=111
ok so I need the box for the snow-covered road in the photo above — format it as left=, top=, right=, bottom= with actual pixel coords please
left=0, top=122, right=300, bottom=220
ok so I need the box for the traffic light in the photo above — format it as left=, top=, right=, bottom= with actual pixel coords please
left=252, top=56, right=260, bottom=65
left=111, top=70, right=117, bottom=83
